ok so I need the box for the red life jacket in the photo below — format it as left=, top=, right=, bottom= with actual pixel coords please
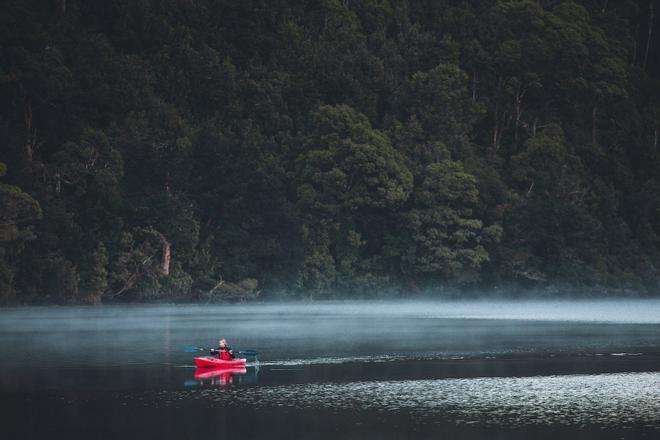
left=219, top=350, right=231, bottom=361
left=218, top=346, right=233, bottom=360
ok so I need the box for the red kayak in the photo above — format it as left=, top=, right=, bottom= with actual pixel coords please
left=193, top=356, right=247, bottom=368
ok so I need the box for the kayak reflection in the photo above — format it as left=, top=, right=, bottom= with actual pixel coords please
left=191, top=366, right=258, bottom=386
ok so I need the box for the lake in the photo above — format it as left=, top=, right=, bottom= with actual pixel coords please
left=1, top=300, right=659, bottom=439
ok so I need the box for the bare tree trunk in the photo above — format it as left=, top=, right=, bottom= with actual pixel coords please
left=492, top=102, right=499, bottom=147
left=472, top=71, right=478, bottom=101
left=601, top=0, right=608, bottom=14
left=112, top=271, right=139, bottom=297
left=532, top=115, right=539, bottom=137
left=160, top=236, right=171, bottom=276
left=492, top=106, right=510, bottom=150
left=492, top=111, right=505, bottom=149
left=55, top=171, right=61, bottom=194
left=526, top=180, right=535, bottom=197
left=157, top=233, right=171, bottom=276
left=643, top=2, right=655, bottom=70
left=654, top=124, right=658, bottom=150
left=492, top=106, right=501, bottom=148
left=18, top=81, right=36, bottom=163
left=513, top=82, right=527, bottom=143
left=110, top=232, right=170, bottom=297
left=491, top=77, right=512, bottom=149
left=208, top=278, right=225, bottom=295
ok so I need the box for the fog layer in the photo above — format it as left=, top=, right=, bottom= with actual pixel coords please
left=1, top=300, right=659, bottom=370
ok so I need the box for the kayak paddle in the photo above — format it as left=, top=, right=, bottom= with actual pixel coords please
left=184, top=345, right=258, bottom=356
left=238, top=350, right=258, bottom=356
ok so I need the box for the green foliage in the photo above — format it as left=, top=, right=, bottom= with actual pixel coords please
left=503, top=126, right=615, bottom=288
left=297, top=105, right=413, bottom=213
left=80, top=242, right=108, bottom=304
left=510, top=124, right=583, bottom=196
left=295, top=104, right=412, bottom=294
left=1, top=0, right=660, bottom=301
left=401, top=160, right=490, bottom=285
left=211, top=278, right=260, bottom=302
left=0, top=172, right=42, bottom=302
left=407, top=63, right=483, bottom=156
left=158, top=261, right=194, bottom=299
left=108, top=227, right=172, bottom=300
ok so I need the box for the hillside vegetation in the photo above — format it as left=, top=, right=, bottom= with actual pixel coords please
left=1, top=0, right=660, bottom=303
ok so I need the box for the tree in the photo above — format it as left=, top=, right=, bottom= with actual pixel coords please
left=505, top=124, right=608, bottom=288
left=79, top=242, right=108, bottom=304
left=406, top=63, right=482, bottom=158
left=0, top=162, right=42, bottom=302
left=295, top=104, right=413, bottom=293
left=1, top=0, right=660, bottom=301
left=399, top=160, right=492, bottom=286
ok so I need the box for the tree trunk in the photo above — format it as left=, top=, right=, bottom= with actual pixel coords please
left=156, top=233, right=171, bottom=276
left=513, top=83, right=527, bottom=143
left=472, top=71, right=478, bottom=101
left=112, top=271, right=139, bottom=297
left=643, top=2, right=654, bottom=70
left=22, top=89, right=33, bottom=163
left=491, top=77, right=510, bottom=149
left=55, top=171, right=61, bottom=194
left=492, top=106, right=510, bottom=149
left=159, top=234, right=170, bottom=276
left=526, top=180, right=535, bottom=197
left=492, top=108, right=501, bottom=148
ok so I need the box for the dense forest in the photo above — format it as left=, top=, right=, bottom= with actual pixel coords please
left=1, top=0, right=660, bottom=303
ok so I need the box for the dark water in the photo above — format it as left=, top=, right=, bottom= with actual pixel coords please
left=1, top=300, right=660, bottom=439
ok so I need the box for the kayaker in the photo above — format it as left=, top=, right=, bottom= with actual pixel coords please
left=210, top=338, right=234, bottom=360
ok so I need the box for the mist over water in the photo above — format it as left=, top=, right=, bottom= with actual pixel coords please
left=1, top=300, right=659, bottom=368
left=2, top=300, right=660, bottom=439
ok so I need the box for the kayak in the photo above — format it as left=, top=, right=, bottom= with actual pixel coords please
left=194, top=366, right=247, bottom=380
left=193, top=356, right=247, bottom=368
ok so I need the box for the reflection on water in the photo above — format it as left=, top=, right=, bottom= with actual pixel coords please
left=155, top=372, right=660, bottom=429
left=189, top=365, right=259, bottom=386
left=194, top=367, right=247, bottom=385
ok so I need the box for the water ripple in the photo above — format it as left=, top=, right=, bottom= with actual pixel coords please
left=144, top=372, right=660, bottom=428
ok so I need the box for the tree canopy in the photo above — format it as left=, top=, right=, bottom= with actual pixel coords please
left=1, top=0, right=660, bottom=303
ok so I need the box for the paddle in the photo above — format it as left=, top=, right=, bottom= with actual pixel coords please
left=238, top=350, right=258, bottom=357
left=183, top=345, right=258, bottom=356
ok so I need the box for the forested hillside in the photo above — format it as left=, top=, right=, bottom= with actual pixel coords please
left=1, top=0, right=660, bottom=303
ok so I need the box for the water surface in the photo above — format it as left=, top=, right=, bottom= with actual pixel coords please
left=1, top=300, right=659, bottom=439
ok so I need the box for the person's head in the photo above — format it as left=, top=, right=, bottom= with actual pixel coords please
left=219, top=339, right=227, bottom=347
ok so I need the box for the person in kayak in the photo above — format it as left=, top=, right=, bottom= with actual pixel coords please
left=210, top=338, right=234, bottom=360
